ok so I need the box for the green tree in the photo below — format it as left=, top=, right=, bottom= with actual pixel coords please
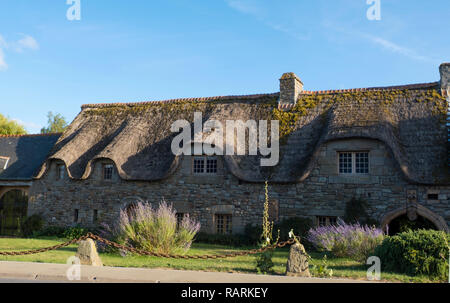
left=40, top=112, right=68, bottom=134
left=0, top=114, right=27, bottom=135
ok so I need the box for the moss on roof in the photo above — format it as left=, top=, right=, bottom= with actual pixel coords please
left=35, top=85, right=449, bottom=185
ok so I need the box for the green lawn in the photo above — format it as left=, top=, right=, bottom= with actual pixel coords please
left=0, top=237, right=443, bottom=283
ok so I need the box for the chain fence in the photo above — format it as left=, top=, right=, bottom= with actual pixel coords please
left=0, top=233, right=295, bottom=259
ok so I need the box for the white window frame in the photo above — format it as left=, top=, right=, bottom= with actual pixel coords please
left=192, top=156, right=218, bottom=175
left=0, top=156, right=10, bottom=170
left=215, top=214, right=232, bottom=234
left=103, top=164, right=114, bottom=180
left=338, top=151, right=370, bottom=175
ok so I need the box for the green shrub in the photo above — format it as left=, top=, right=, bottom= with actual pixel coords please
left=63, top=226, right=90, bottom=240
left=344, top=197, right=378, bottom=226
left=256, top=250, right=274, bottom=274
left=274, top=217, right=314, bottom=247
left=195, top=217, right=314, bottom=248
left=244, top=224, right=263, bottom=245
left=21, top=215, right=44, bottom=237
left=310, top=255, right=333, bottom=278
left=373, top=229, right=449, bottom=279
left=195, top=232, right=255, bottom=247
left=32, top=226, right=67, bottom=238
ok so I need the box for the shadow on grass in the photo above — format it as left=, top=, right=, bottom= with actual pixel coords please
left=52, top=247, right=78, bottom=253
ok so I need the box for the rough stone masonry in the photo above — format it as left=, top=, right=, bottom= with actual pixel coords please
left=26, top=63, right=450, bottom=235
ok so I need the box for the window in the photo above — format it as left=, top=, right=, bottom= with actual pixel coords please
left=355, top=153, right=369, bottom=174
left=317, top=216, right=337, bottom=227
left=427, top=193, right=439, bottom=200
left=0, top=156, right=9, bottom=170
left=339, top=152, right=369, bottom=174
left=206, top=158, right=217, bottom=173
left=193, top=158, right=205, bottom=174
left=328, top=217, right=337, bottom=226
left=57, top=164, right=65, bottom=180
left=339, top=153, right=352, bottom=174
left=103, top=164, right=114, bottom=180
left=193, top=157, right=217, bottom=174
left=93, top=210, right=98, bottom=223
left=74, top=209, right=79, bottom=223
left=215, top=214, right=232, bottom=234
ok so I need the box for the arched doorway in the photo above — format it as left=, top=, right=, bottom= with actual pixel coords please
left=387, top=214, right=438, bottom=235
left=381, top=205, right=449, bottom=236
left=120, top=196, right=144, bottom=218
left=0, top=189, right=28, bottom=236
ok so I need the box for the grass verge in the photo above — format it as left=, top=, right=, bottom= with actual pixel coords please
left=0, top=237, right=443, bottom=283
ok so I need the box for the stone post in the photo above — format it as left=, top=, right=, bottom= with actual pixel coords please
left=285, top=242, right=311, bottom=277
left=76, top=238, right=103, bottom=267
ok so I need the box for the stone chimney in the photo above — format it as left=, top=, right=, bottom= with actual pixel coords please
left=279, top=72, right=303, bottom=106
left=440, top=63, right=450, bottom=93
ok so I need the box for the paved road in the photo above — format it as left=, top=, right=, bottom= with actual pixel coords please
left=0, top=261, right=371, bottom=283
left=0, top=278, right=65, bottom=283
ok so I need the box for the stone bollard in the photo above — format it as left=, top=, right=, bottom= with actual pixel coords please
left=75, top=238, right=103, bottom=267
left=285, top=242, right=311, bottom=277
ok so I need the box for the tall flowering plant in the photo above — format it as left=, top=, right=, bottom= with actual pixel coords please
left=100, top=200, right=200, bottom=255
left=307, top=218, right=384, bottom=262
left=256, top=181, right=279, bottom=274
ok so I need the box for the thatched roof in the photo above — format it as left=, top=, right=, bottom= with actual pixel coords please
left=35, top=82, right=449, bottom=185
left=0, top=134, right=61, bottom=181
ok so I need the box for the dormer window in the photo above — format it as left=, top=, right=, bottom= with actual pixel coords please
left=0, top=156, right=9, bottom=170
left=338, top=152, right=369, bottom=175
left=193, top=157, right=217, bottom=174
left=57, top=164, right=66, bottom=180
left=103, top=164, right=114, bottom=180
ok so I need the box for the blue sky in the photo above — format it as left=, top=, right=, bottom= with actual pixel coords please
left=0, top=0, right=449, bottom=133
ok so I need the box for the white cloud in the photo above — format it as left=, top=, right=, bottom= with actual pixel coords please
left=226, top=0, right=264, bottom=16
left=0, top=48, right=7, bottom=71
left=225, top=0, right=310, bottom=41
left=0, top=34, right=39, bottom=71
left=363, top=34, right=433, bottom=62
left=12, top=119, right=42, bottom=133
left=0, top=35, right=6, bottom=48
left=14, top=35, right=39, bottom=52
left=323, top=22, right=436, bottom=63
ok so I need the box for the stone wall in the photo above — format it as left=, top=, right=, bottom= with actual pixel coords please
left=28, top=138, right=450, bottom=233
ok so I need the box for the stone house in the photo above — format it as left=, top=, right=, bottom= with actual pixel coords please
left=6, top=63, right=450, bottom=235
left=0, top=134, right=60, bottom=235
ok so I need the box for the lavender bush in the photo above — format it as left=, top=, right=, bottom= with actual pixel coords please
left=307, top=218, right=385, bottom=262
left=101, top=200, right=200, bottom=255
